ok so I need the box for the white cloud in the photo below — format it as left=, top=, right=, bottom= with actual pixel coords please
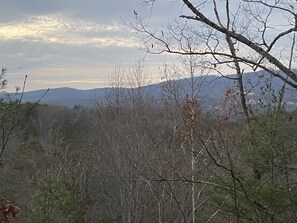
left=0, top=14, right=136, bottom=47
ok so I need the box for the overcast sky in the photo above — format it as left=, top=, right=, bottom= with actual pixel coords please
left=1, top=1, right=295, bottom=92
left=0, top=0, right=183, bottom=91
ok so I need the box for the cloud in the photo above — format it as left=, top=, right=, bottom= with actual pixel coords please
left=29, top=78, right=107, bottom=87
left=0, top=0, right=147, bottom=24
left=0, top=14, right=136, bottom=47
left=0, top=0, right=184, bottom=91
left=10, top=66, right=111, bottom=91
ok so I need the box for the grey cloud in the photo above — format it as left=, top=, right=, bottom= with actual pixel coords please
left=0, top=0, right=143, bottom=22
left=0, top=0, right=182, bottom=91
left=0, top=39, right=140, bottom=68
left=0, top=0, right=180, bottom=23
left=0, top=38, right=146, bottom=90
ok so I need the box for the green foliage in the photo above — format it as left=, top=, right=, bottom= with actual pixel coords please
left=13, top=139, right=46, bottom=171
left=206, top=108, right=297, bottom=222
left=26, top=174, right=88, bottom=223
left=96, top=218, right=114, bottom=223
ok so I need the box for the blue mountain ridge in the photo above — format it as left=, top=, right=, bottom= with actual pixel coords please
left=5, top=70, right=297, bottom=109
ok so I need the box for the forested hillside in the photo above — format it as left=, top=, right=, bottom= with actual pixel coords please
left=1, top=75, right=297, bottom=222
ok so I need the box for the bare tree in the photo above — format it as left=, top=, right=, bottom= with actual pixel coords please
left=132, top=0, right=297, bottom=122
left=140, top=0, right=296, bottom=77
left=126, top=1, right=297, bottom=222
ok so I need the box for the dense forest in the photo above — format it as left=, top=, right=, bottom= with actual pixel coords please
left=1, top=71, right=297, bottom=222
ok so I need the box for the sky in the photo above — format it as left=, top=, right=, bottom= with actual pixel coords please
left=0, top=1, right=295, bottom=92
left=0, top=0, right=182, bottom=92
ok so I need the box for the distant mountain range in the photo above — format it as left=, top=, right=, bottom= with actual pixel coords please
left=4, top=70, right=297, bottom=110
left=15, top=87, right=110, bottom=107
